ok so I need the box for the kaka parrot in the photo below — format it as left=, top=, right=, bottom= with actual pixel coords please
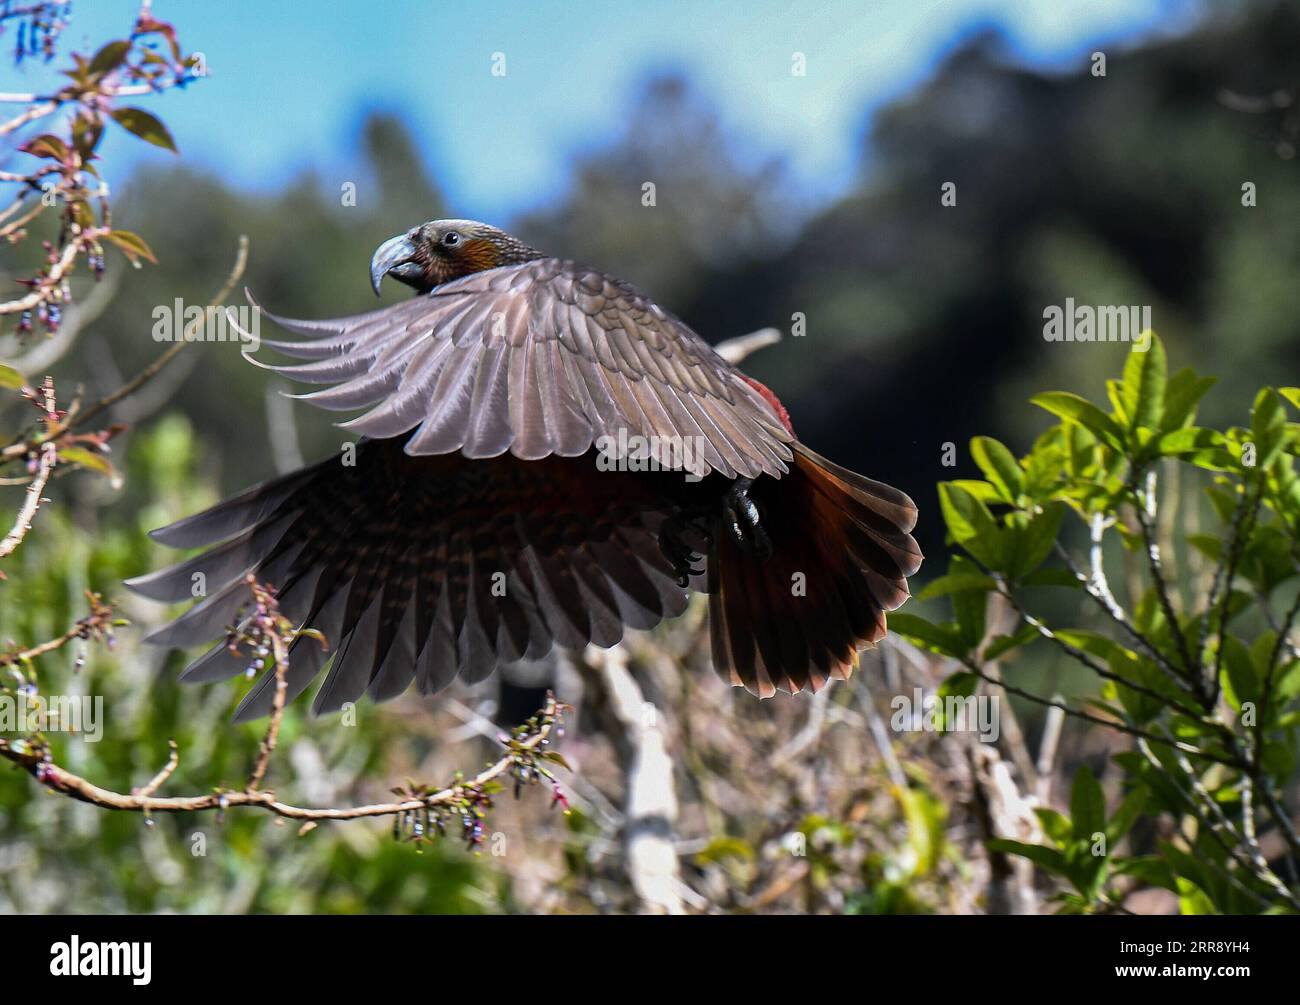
left=127, top=220, right=922, bottom=720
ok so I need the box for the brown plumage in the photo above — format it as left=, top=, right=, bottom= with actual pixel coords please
left=127, top=219, right=921, bottom=719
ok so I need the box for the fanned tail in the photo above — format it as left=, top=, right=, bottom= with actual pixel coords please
left=707, top=443, right=922, bottom=696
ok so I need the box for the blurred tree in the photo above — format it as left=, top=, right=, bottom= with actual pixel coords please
left=517, top=72, right=795, bottom=308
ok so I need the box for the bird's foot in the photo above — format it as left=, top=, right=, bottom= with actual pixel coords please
left=724, top=477, right=773, bottom=562
left=660, top=510, right=711, bottom=587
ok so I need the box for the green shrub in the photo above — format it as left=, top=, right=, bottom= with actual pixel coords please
left=894, top=335, right=1300, bottom=913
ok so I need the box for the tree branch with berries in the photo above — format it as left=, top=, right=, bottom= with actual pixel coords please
left=0, top=4, right=576, bottom=852
left=0, top=576, right=572, bottom=848
left=0, top=2, right=208, bottom=548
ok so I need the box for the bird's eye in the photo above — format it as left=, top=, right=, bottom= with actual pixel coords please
left=442, top=232, right=461, bottom=248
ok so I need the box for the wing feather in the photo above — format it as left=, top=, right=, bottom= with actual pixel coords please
left=133, top=445, right=688, bottom=719
left=249, top=260, right=793, bottom=478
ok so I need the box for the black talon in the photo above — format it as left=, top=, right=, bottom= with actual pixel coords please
left=659, top=511, right=709, bottom=587
left=724, top=476, right=773, bottom=562
left=660, top=477, right=772, bottom=585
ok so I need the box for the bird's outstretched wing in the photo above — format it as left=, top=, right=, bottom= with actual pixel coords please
left=247, top=260, right=795, bottom=479
left=126, top=441, right=694, bottom=721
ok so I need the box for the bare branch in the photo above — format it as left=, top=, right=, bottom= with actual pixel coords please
left=69, top=235, right=249, bottom=432
left=0, top=439, right=53, bottom=559
left=0, top=591, right=116, bottom=667
left=1132, top=469, right=1197, bottom=681
left=714, top=326, right=781, bottom=364
left=0, top=692, right=566, bottom=825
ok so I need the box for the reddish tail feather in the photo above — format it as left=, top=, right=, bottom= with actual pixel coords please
left=707, top=443, right=922, bottom=697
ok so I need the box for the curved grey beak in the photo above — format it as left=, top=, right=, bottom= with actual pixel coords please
left=369, top=233, right=424, bottom=295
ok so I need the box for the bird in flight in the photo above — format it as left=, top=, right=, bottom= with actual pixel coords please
left=127, top=220, right=922, bottom=721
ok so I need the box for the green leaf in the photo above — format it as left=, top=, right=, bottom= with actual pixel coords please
left=1251, top=387, right=1287, bottom=469
left=1159, top=842, right=1222, bottom=914
left=1112, top=855, right=1177, bottom=891
left=1153, top=426, right=1223, bottom=457
left=983, top=623, right=1038, bottom=660
left=1020, top=567, right=1083, bottom=589
left=934, top=672, right=979, bottom=723
left=1260, top=732, right=1298, bottom=780
left=1121, top=335, right=1166, bottom=431
left=0, top=364, right=26, bottom=390
left=110, top=107, right=178, bottom=153
left=1070, top=764, right=1106, bottom=841
left=946, top=479, right=1002, bottom=503
left=1034, top=808, right=1073, bottom=847
left=947, top=556, right=988, bottom=649
left=1106, top=787, right=1147, bottom=843
left=19, top=133, right=70, bottom=162
left=1009, top=501, right=1066, bottom=578
left=89, top=39, right=131, bottom=76
left=938, top=482, right=1005, bottom=569
left=1030, top=392, right=1125, bottom=451
left=1055, top=630, right=1131, bottom=664
left=1163, top=369, right=1217, bottom=430
left=1204, top=485, right=1238, bottom=523
left=937, top=670, right=978, bottom=696
left=1176, top=878, right=1218, bottom=915
left=1106, top=378, right=1129, bottom=428
left=70, top=113, right=103, bottom=158
left=1216, top=634, right=1258, bottom=712
left=916, top=572, right=996, bottom=601
left=986, top=839, right=1068, bottom=876
left=970, top=436, right=1023, bottom=500
left=1274, top=659, right=1300, bottom=706
left=1186, top=533, right=1223, bottom=563
left=103, top=229, right=158, bottom=265
left=887, top=613, right=965, bottom=657
left=1064, top=421, right=1100, bottom=475
left=897, top=787, right=945, bottom=875
left=58, top=446, right=122, bottom=489
left=1280, top=387, right=1300, bottom=410
left=693, top=836, right=755, bottom=866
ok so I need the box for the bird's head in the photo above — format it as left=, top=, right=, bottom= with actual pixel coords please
left=369, top=219, right=543, bottom=295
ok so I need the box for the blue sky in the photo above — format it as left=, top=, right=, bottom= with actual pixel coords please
left=14, top=0, right=1200, bottom=221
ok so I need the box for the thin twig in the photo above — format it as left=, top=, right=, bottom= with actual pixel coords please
left=1052, top=528, right=1194, bottom=697
left=993, top=575, right=1207, bottom=721
left=0, top=235, right=88, bottom=315
left=1137, top=739, right=1299, bottom=911
left=136, top=740, right=179, bottom=798
left=0, top=440, right=53, bottom=558
left=0, top=99, right=57, bottom=138
left=246, top=631, right=289, bottom=793
left=1206, top=478, right=1263, bottom=706
left=70, top=235, right=249, bottom=432
left=1255, top=583, right=1300, bottom=770
left=952, top=654, right=1245, bottom=770
left=1133, top=469, right=1197, bottom=682
left=0, top=694, right=563, bottom=822
left=0, top=592, right=115, bottom=667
